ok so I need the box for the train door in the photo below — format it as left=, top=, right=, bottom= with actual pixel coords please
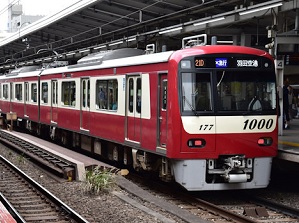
left=80, top=78, right=90, bottom=131
left=125, top=75, right=141, bottom=144
left=158, top=73, right=168, bottom=149
left=24, top=82, right=29, bottom=117
left=51, top=80, right=58, bottom=124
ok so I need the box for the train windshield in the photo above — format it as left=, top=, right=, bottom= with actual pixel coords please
left=181, top=70, right=276, bottom=114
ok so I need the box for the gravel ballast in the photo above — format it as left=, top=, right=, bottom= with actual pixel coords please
left=0, top=145, right=166, bottom=223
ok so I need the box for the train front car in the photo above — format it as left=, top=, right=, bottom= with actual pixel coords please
left=168, top=45, right=278, bottom=191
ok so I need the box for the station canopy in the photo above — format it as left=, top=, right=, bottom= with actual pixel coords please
left=0, top=0, right=295, bottom=72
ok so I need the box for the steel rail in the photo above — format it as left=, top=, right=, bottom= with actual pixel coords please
left=0, top=155, right=89, bottom=223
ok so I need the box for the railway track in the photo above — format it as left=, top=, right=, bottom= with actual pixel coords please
left=0, top=129, right=76, bottom=180
left=122, top=174, right=299, bottom=223
left=0, top=154, right=88, bottom=223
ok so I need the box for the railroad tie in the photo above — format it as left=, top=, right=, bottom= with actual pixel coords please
left=243, top=207, right=269, bottom=218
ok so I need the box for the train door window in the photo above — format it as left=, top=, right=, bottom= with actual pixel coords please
left=108, top=80, right=118, bottom=110
left=31, top=83, right=37, bottom=103
left=52, top=81, right=58, bottom=105
left=82, top=79, right=90, bottom=108
left=181, top=72, right=212, bottom=112
left=10, top=83, right=13, bottom=100
left=15, top=83, right=22, bottom=101
left=162, top=79, right=167, bottom=110
left=11, top=84, right=14, bottom=100
left=136, top=78, right=141, bottom=113
left=41, top=82, right=48, bottom=104
left=25, top=82, right=29, bottom=102
left=2, top=84, right=9, bottom=100
left=88, top=80, right=90, bottom=107
left=128, top=78, right=134, bottom=112
left=62, top=81, right=76, bottom=106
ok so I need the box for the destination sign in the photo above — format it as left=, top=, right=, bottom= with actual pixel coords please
left=236, top=59, right=258, bottom=67
left=194, top=57, right=263, bottom=68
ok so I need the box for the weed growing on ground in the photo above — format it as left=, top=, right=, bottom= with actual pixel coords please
left=17, top=153, right=26, bottom=164
left=82, top=166, right=115, bottom=194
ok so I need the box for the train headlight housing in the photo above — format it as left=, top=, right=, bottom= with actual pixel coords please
left=257, top=137, right=273, bottom=146
left=181, top=60, right=191, bottom=69
left=187, top=138, right=206, bottom=148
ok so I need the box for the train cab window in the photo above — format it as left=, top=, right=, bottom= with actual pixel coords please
left=216, top=71, right=276, bottom=112
left=62, top=81, right=76, bottom=107
left=2, top=84, right=9, bottom=100
left=182, top=72, right=212, bottom=113
left=41, top=82, right=48, bottom=104
left=15, top=84, right=22, bottom=101
left=31, top=83, right=37, bottom=103
left=96, top=79, right=118, bottom=111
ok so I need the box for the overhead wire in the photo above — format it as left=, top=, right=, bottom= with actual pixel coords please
left=0, top=0, right=20, bottom=17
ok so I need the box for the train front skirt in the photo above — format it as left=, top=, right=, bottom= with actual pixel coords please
left=172, top=157, right=272, bottom=191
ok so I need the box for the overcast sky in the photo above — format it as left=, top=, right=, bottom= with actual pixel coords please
left=0, top=0, right=79, bottom=31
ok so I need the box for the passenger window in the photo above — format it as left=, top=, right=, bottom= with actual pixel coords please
left=96, top=79, right=118, bottom=111
left=2, top=84, right=9, bottom=100
left=41, top=82, right=48, bottom=104
left=62, top=81, right=76, bottom=106
left=31, top=83, right=37, bottom=102
left=15, top=83, right=22, bottom=101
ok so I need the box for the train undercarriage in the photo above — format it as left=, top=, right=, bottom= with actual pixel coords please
left=19, top=119, right=173, bottom=181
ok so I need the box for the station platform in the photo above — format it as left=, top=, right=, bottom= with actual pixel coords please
left=278, top=118, right=299, bottom=163
left=3, top=130, right=113, bottom=181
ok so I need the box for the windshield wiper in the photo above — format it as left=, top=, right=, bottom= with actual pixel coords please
left=183, top=96, right=198, bottom=116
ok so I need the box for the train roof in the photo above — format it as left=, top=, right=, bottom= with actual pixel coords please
left=0, top=43, right=273, bottom=80
left=76, top=48, right=145, bottom=65
left=41, top=49, right=175, bottom=75
left=171, top=44, right=272, bottom=60
left=0, top=48, right=174, bottom=79
left=0, top=68, right=42, bottom=80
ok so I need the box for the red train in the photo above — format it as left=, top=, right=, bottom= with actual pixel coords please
left=0, top=35, right=278, bottom=190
